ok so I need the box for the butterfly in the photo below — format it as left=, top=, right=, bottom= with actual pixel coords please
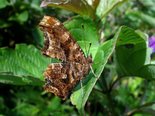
left=39, top=16, right=92, bottom=100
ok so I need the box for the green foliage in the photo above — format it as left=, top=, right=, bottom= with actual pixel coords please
left=0, top=0, right=9, bottom=9
left=64, top=16, right=99, bottom=57
left=64, top=17, right=99, bottom=43
left=0, top=86, right=77, bottom=116
left=0, top=0, right=43, bottom=47
left=0, top=0, right=155, bottom=116
left=0, top=44, right=50, bottom=85
left=9, top=11, right=29, bottom=24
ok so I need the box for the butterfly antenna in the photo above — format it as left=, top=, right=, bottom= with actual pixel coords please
left=81, top=24, right=91, bottom=57
left=87, top=43, right=92, bottom=57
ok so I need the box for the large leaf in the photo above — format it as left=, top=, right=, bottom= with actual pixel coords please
left=115, top=26, right=149, bottom=76
left=70, top=33, right=118, bottom=114
left=0, top=44, right=50, bottom=85
left=115, top=26, right=155, bottom=80
left=41, top=0, right=95, bottom=18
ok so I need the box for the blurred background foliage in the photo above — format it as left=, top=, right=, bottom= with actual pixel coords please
left=0, top=0, right=155, bottom=116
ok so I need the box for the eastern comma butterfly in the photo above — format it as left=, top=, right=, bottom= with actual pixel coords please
left=39, top=16, right=92, bottom=100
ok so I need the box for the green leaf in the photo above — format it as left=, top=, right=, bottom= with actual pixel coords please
left=0, top=74, right=44, bottom=86
left=32, top=27, right=44, bottom=47
left=0, top=0, right=9, bottom=9
left=9, top=11, right=29, bottom=24
left=115, top=26, right=149, bottom=76
left=0, top=44, right=50, bottom=85
left=64, top=17, right=99, bottom=42
left=114, top=26, right=155, bottom=80
left=41, top=0, right=95, bottom=18
left=64, top=16, right=99, bottom=57
left=96, top=0, right=127, bottom=19
left=137, top=64, right=155, bottom=80
left=70, top=38, right=117, bottom=114
left=17, top=11, right=29, bottom=23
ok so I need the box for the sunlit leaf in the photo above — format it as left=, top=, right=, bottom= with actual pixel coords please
left=64, top=16, right=99, bottom=57
left=17, top=11, right=29, bottom=23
